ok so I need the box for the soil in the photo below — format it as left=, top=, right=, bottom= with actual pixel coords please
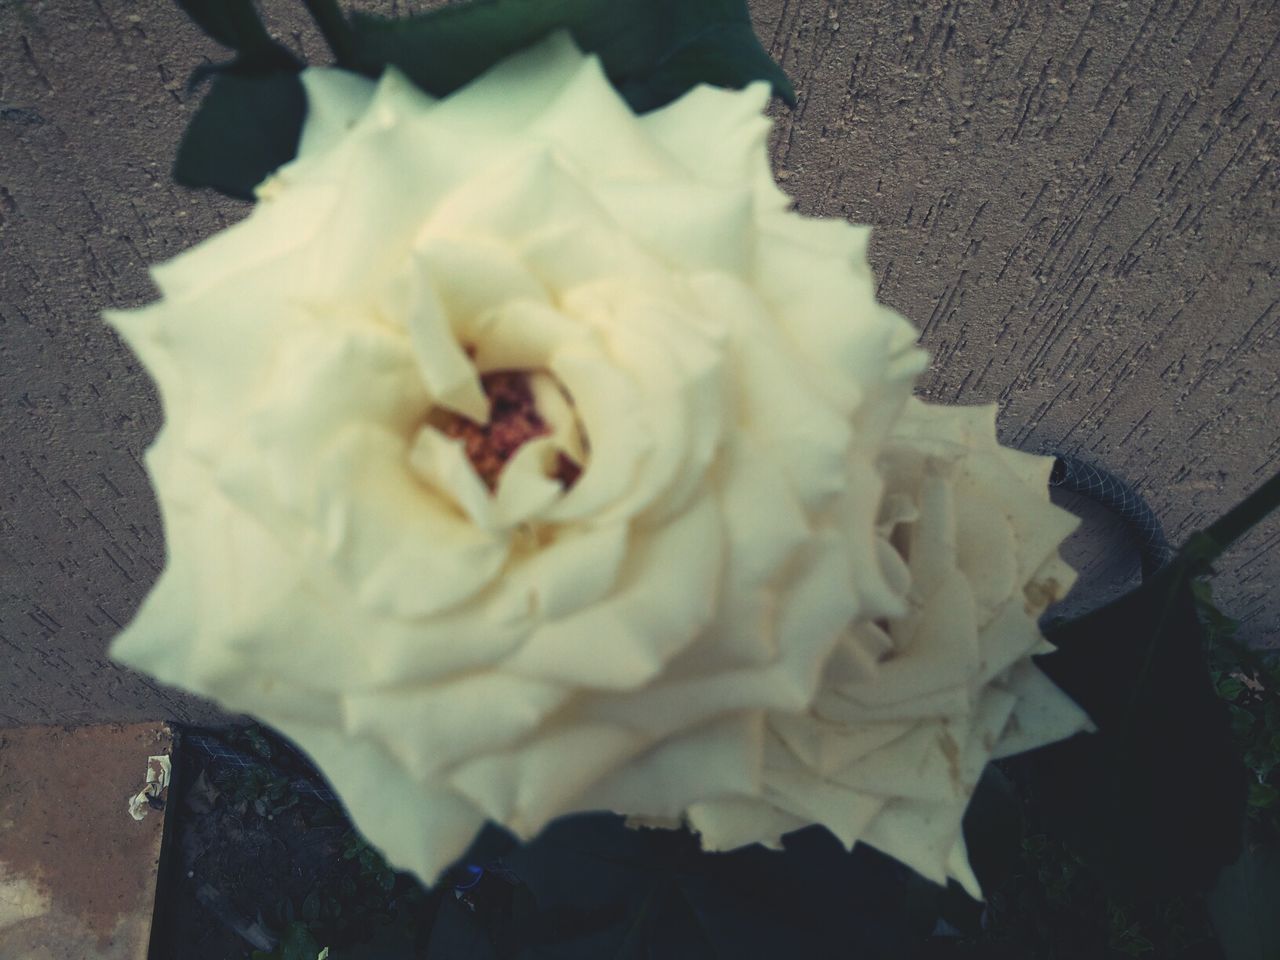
left=145, top=724, right=1232, bottom=960
left=148, top=726, right=435, bottom=960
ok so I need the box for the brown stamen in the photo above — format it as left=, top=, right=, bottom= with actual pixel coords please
left=435, top=371, right=581, bottom=492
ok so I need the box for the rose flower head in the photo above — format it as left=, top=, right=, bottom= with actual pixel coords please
left=107, top=33, right=1085, bottom=891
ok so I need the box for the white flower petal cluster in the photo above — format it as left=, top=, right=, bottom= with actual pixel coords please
left=108, top=33, right=1088, bottom=892
left=678, top=399, right=1090, bottom=892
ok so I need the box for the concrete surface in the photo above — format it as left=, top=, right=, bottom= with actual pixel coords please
left=0, top=722, right=171, bottom=960
left=0, top=0, right=1276, bottom=725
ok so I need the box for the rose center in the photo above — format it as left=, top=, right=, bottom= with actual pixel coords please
left=428, top=370, right=584, bottom=492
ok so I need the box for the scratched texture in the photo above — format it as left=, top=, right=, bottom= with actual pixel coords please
left=0, top=0, right=1276, bottom=725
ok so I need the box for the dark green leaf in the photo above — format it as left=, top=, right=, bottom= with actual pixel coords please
left=175, top=0, right=275, bottom=55
left=1231, top=703, right=1257, bottom=736
left=1217, top=676, right=1246, bottom=700
left=1249, top=783, right=1279, bottom=810
left=961, top=764, right=1024, bottom=895
left=1208, top=833, right=1280, bottom=960
left=1031, top=556, right=1248, bottom=896
left=1029, top=471, right=1280, bottom=897
left=300, top=0, right=358, bottom=66
left=497, top=814, right=932, bottom=958
left=302, top=888, right=321, bottom=923
left=173, top=65, right=306, bottom=200
left=348, top=0, right=794, bottom=113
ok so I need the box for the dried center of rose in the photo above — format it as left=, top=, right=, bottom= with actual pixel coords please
left=428, top=370, right=584, bottom=492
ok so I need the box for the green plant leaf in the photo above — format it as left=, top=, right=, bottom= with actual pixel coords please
left=283, top=921, right=321, bottom=960
left=1029, top=471, right=1280, bottom=896
left=300, top=0, right=358, bottom=66
left=175, top=0, right=275, bottom=55
left=343, top=908, right=425, bottom=960
left=172, top=0, right=792, bottom=199
left=302, top=888, right=321, bottom=923
left=1249, top=783, right=1279, bottom=810
left=1031, top=558, right=1246, bottom=897
left=173, top=63, right=307, bottom=200
left=1208, top=831, right=1280, bottom=960
left=172, top=3, right=305, bottom=200
left=959, top=764, right=1024, bottom=898
left=347, top=0, right=795, bottom=112
left=1217, top=676, right=1246, bottom=700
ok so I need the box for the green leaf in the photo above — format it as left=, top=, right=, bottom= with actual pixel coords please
left=961, top=764, right=1024, bottom=895
left=300, top=0, right=358, bottom=66
left=1230, top=704, right=1256, bottom=737
left=173, top=0, right=792, bottom=199
left=173, top=64, right=307, bottom=200
left=342, top=909, right=423, bottom=960
left=1217, top=676, right=1246, bottom=700
left=347, top=0, right=795, bottom=113
left=1029, top=471, right=1280, bottom=897
left=1031, top=558, right=1246, bottom=897
left=282, top=921, right=321, bottom=960
left=175, top=0, right=275, bottom=55
left=1249, top=783, right=1279, bottom=810
left=302, top=888, right=321, bottom=923
left=250, top=921, right=321, bottom=960
left=1208, top=833, right=1280, bottom=960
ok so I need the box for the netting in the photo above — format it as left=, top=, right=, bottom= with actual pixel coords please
left=1050, top=454, right=1171, bottom=578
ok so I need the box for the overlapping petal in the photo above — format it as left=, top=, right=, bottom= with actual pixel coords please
left=107, top=32, right=1085, bottom=896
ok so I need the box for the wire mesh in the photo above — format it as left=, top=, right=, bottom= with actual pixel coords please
left=1050, top=454, right=1171, bottom=578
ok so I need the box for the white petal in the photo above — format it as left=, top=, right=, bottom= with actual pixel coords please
left=947, top=840, right=984, bottom=900
left=389, top=259, right=487, bottom=421
left=991, top=661, right=1094, bottom=758
left=529, top=53, right=684, bottom=182
left=833, top=720, right=971, bottom=803
left=641, top=81, right=786, bottom=210
left=768, top=713, right=912, bottom=778
left=582, top=533, right=854, bottom=737
left=490, top=522, right=629, bottom=622
left=594, top=182, right=753, bottom=275
left=426, top=31, right=586, bottom=135
left=861, top=798, right=964, bottom=886
left=691, top=273, right=853, bottom=513
left=312, top=425, right=508, bottom=618
left=687, top=796, right=809, bottom=852
left=449, top=724, right=645, bottom=836
left=469, top=299, right=586, bottom=373
left=578, top=714, right=764, bottom=819
left=543, top=344, right=652, bottom=523
left=406, top=428, right=495, bottom=529
left=297, top=68, right=379, bottom=159
left=756, top=232, right=911, bottom=416
left=505, top=493, right=723, bottom=687
left=342, top=674, right=570, bottom=779
left=272, top=722, right=486, bottom=883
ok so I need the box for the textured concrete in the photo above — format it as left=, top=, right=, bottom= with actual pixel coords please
left=0, top=722, right=171, bottom=959
left=0, top=0, right=1276, bottom=725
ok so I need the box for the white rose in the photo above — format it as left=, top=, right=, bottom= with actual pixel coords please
left=673, top=399, right=1091, bottom=894
left=109, top=32, right=1086, bottom=892
left=108, top=33, right=927, bottom=883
